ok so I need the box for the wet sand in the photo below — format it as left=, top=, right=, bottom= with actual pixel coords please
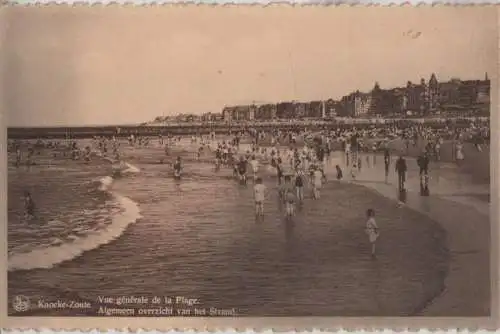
left=351, top=151, right=490, bottom=316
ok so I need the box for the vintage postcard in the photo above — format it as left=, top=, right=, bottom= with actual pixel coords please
left=0, top=4, right=498, bottom=331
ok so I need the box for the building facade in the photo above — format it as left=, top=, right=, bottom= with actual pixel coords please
left=218, top=73, right=490, bottom=121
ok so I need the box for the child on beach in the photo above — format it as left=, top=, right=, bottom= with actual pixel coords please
left=23, top=191, right=35, bottom=221
left=84, top=146, right=92, bottom=162
left=335, top=165, right=343, bottom=180
left=253, top=177, right=267, bottom=218
left=365, top=209, right=379, bottom=259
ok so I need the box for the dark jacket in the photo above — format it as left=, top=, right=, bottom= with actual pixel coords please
left=417, top=155, right=429, bottom=169
left=395, top=158, right=407, bottom=174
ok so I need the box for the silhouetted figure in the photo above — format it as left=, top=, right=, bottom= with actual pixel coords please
left=173, top=156, right=182, bottom=179
left=417, top=151, right=429, bottom=177
left=384, top=148, right=390, bottom=183
left=395, top=155, right=407, bottom=192
left=23, top=191, right=35, bottom=220
left=335, top=165, right=343, bottom=180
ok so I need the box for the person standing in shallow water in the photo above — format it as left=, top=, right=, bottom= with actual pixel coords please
left=282, top=175, right=296, bottom=218
left=237, top=156, right=248, bottom=185
left=365, top=209, right=379, bottom=259
left=173, top=156, right=182, bottom=179
left=15, top=146, right=22, bottom=168
left=253, top=177, right=267, bottom=218
left=23, top=191, right=35, bottom=221
left=312, top=165, right=324, bottom=200
left=295, top=169, right=305, bottom=203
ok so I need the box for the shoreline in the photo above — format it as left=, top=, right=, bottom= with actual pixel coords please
left=7, top=177, right=449, bottom=316
left=7, top=141, right=488, bottom=316
left=354, top=174, right=490, bottom=316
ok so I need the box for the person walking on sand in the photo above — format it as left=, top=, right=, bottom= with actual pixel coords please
left=417, top=151, right=430, bottom=178
left=365, top=209, right=379, bottom=259
left=253, top=177, right=267, bottom=218
left=395, top=155, right=407, bottom=192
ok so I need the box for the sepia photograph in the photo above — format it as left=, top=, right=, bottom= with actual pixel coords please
left=1, top=5, right=497, bottom=326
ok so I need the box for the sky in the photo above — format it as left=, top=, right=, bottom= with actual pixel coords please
left=0, top=6, right=496, bottom=126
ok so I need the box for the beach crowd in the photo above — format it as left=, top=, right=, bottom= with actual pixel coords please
left=8, top=117, right=490, bottom=258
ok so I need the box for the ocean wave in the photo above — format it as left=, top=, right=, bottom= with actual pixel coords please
left=8, top=163, right=142, bottom=272
left=123, top=162, right=141, bottom=174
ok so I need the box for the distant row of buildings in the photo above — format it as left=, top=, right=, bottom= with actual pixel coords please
left=150, top=112, right=224, bottom=124
left=220, top=73, right=491, bottom=121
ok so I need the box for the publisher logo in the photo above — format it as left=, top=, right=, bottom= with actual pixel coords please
left=12, top=295, right=30, bottom=312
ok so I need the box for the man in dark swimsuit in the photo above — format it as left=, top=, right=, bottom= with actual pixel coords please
left=238, top=157, right=247, bottom=185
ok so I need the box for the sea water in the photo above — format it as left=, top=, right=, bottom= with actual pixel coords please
left=7, top=138, right=448, bottom=316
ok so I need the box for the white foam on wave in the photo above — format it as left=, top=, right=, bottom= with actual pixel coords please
left=99, top=176, right=114, bottom=191
left=8, top=167, right=143, bottom=272
left=123, top=162, right=141, bottom=174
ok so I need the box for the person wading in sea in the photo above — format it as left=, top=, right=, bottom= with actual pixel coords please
left=253, top=177, right=267, bottom=219
left=295, top=169, right=305, bottom=204
left=23, top=191, right=36, bottom=221
left=173, top=156, right=182, bottom=179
